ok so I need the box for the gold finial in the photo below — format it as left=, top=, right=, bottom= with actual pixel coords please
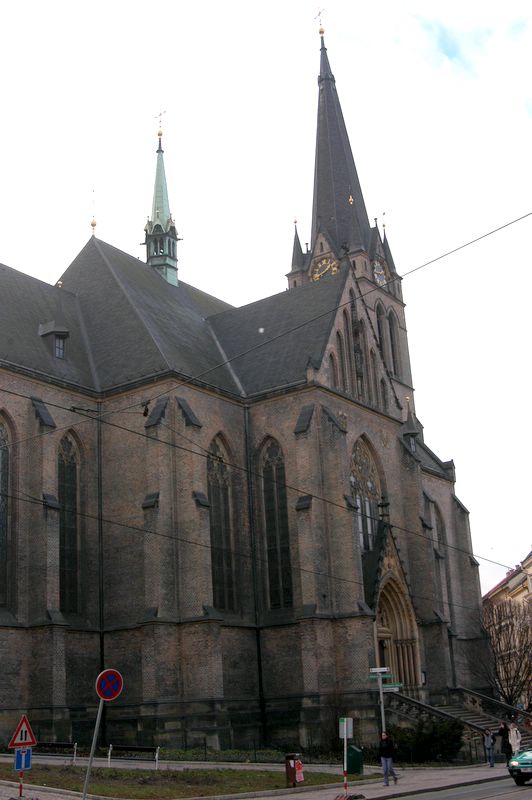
left=348, top=195, right=354, bottom=205
left=156, top=109, right=166, bottom=138
left=56, top=279, right=63, bottom=289
left=294, top=217, right=298, bottom=225
left=383, top=211, right=386, bottom=233
left=91, top=217, right=97, bottom=236
left=314, top=8, right=325, bottom=35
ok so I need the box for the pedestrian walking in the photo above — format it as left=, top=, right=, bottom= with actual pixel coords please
left=497, top=721, right=512, bottom=764
left=483, top=729, right=495, bottom=767
left=379, top=731, right=399, bottom=786
left=509, top=722, right=522, bottom=755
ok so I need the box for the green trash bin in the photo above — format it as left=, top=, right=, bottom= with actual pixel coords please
left=346, top=744, right=363, bottom=775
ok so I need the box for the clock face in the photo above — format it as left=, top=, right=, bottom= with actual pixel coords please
left=373, top=261, right=387, bottom=286
left=311, top=257, right=338, bottom=281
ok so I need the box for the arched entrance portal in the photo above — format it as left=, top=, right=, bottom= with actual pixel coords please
left=376, top=580, right=420, bottom=690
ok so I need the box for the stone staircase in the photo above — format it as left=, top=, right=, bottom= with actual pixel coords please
left=384, top=687, right=532, bottom=752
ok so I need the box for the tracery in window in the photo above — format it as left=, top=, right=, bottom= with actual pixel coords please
left=261, top=440, right=293, bottom=609
left=207, top=437, right=235, bottom=611
left=350, top=438, right=382, bottom=551
left=58, top=435, right=80, bottom=613
left=0, top=422, right=10, bottom=606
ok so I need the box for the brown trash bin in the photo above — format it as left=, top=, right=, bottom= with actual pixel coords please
left=285, top=753, right=300, bottom=787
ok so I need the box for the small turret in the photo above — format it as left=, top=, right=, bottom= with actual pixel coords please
left=144, top=128, right=180, bottom=286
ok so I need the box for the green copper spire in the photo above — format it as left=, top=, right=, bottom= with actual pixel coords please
left=145, top=128, right=179, bottom=286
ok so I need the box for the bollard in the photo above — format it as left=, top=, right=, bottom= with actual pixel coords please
left=155, top=746, right=160, bottom=770
left=107, top=743, right=113, bottom=768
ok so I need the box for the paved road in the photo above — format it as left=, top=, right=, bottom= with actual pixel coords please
left=0, top=759, right=512, bottom=800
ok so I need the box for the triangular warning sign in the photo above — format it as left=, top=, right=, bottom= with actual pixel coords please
left=8, top=715, right=37, bottom=748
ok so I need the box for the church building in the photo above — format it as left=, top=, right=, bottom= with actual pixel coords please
left=0, top=29, right=487, bottom=747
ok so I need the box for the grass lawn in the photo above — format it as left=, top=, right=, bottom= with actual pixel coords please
left=0, top=764, right=344, bottom=798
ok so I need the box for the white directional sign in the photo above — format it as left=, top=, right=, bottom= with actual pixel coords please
left=369, top=667, right=390, bottom=673
left=383, top=686, right=401, bottom=693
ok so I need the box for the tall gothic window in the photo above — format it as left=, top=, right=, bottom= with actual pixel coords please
left=0, top=422, right=10, bottom=607
left=388, top=312, right=401, bottom=377
left=207, top=438, right=235, bottom=611
left=261, top=440, right=293, bottom=609
left=58, top=436, right=79, bottom=613
left=350, top=438, right=381, bottom=551
left=336, top=332, right=348, bottom=392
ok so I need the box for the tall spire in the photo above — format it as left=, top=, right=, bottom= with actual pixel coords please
left=311, top=28, right=371, bottom=255
left=144, top=128, right=179, bottom=286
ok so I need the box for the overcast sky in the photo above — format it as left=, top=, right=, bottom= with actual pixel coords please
left=1, top=1, right=531, bottom=594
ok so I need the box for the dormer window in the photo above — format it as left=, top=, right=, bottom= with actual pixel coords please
left=38, top=320, right=70, bottom=358
left=54, top=336, right=66, bottom=359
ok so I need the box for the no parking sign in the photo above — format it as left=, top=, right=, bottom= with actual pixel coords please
left=95, top=668, right=124, bottom=701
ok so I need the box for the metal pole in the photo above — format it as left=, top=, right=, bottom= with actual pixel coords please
left=82, top=698, right=104, bottom=800
left=343, top=726, right=348, bottom=797
left=378, top=673, right=386, bottom=731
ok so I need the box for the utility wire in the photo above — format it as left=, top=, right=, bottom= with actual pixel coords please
left=0, top=383, right=513, bottom=572
left=1, top=214, right=529, bottom=583
left=2, top=488, right=488, bottom=616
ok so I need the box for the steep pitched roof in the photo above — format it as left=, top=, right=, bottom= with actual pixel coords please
left=311, top=33, right=371, bottom=255
left=0, top=262, right=96, bottom=389
left=209, top=266, right=348, bottom=395
left=56, top=238, right=239, bottom=393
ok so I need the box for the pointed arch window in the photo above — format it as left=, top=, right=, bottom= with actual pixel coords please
left=261, top=440, right=293, bottom=609
left=336, top=332, right=348, bottom=392
left=207, top=438, right=235, bottom=611
left=388, top=312, right=401, bottom=377
left=0, top=422, right=10, bottom=607
left=380, top=378, right=388, bottom=411
left=58, top=435, right=80, bottom=614
left=376, top=303, right=387, bottom=366
left=350, top=438, right=381, bottom=551
left=329, top=353, right=339, bottom=389
left=343, top=310, right=355, bottom=394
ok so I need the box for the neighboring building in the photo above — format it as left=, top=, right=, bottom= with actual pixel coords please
left=483, top=551, right=532, bottom=608
left=0, top=29, right=488, bottom=747
left=482, top=550, right=532, bottom=706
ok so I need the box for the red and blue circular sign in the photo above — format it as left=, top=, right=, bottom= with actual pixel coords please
left=95, top=669, right=124, bottom=701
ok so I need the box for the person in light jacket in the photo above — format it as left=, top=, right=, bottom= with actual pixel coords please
left=483, top=729, right=495, bottom=767
left=509, top=722, right=522, bottom=755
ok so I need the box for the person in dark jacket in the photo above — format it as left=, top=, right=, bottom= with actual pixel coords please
left=379, top=731, right=399, bottom=786
left=498, top=722, right=512, bottom=764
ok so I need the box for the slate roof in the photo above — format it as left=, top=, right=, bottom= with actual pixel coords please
left=0, top=261, right=96, bottom=389
left=0, top=237, right=348, bottom=398
left=57, top=237, right=239, bottom=393
left=209, top=265, right=347, bottom=395
left=311, top=34, right=371, bottom=254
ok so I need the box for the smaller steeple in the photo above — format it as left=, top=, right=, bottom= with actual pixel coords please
left=144, top=128, right=180, bottom=286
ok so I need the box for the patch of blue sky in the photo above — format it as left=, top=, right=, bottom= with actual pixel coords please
left=417, top=19, right=492, bottom=70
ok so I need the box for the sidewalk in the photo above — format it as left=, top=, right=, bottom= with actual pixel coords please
left=0, top=761, right=510, bottom=800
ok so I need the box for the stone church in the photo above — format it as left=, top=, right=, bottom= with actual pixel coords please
left=0, top=30, right=487, bottom=747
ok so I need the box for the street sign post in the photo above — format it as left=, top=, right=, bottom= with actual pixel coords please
left=83, top=670, right=124, bottom=800
left=339, top=717, right=353, bottom=798
left=8, top=716, right=37, bottom=799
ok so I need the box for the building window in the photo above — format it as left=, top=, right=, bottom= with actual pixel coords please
left=207, top=438, right=235, bottom=611
left=54, top=336, right=65, bottom=359
left=262, top=440, right=293, bottom=609
left=388, top=312, right=401, bottom=377
left=350, top=438, right=381, bottom=551
left=0, top=422, right=9, bottom=606
left=58, top=436, right=79, bottom=613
